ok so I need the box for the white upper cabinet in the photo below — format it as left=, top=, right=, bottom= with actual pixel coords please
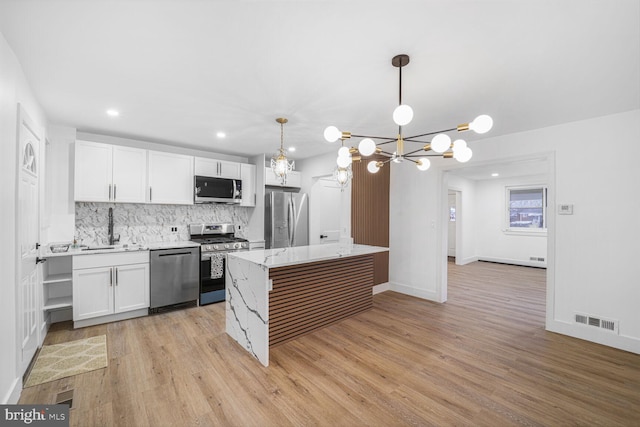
left=112, top=145, right=148, bottom=203
left=74, top=140, right=147, bottom=203
left=240, top=163, right=256, bottom=207
left=265, top=167, right=301, bottom=188
left=74, top=141, right=113, bottom=202
left=148, top=150, right=194, bottom=205
left=195, top=157, right=241, bottom=179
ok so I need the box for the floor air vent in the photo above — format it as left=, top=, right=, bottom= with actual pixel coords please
left=575, top=313, right=619, bottom=334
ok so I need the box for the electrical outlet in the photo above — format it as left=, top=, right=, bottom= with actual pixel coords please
left=171, top=226, right=178, bottom=233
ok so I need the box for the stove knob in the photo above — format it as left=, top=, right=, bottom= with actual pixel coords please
left=214, top=244, right=220, bottom=250
left=225, top=244, right=230, bottom=249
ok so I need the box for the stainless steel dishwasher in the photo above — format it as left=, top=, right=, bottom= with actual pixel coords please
left=149, top=247, right=199, bottom=313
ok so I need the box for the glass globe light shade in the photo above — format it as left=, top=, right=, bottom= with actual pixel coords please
left=324, top=126, right=342, bottom=143
left=337, top=146, right=350, bottom=158
left=358, top=138, right=376, bottom=156
left=367, top=160, right=380, bottom=174
left=335, top=168, right=349, bottom=185
left=336, top=155, right=351, bottom=168
left=454, top=147, right=473, bottom=163
left=392, top=104, right=414, bottom=126
left=469, top=115, right=493, bottom=134
left=416, top=158, right=431, bottom=171
left=452, top=139, right=467, bottom=153
left=431, top=134, right=451, bottom=153
left=274, top=158, right=288, bottom=176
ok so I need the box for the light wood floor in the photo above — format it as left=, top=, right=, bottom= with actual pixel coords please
left=21, top=261, right=640, bottom=426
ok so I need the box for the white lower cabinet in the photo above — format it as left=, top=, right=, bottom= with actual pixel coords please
left=73, top=252, right=149, bottom=327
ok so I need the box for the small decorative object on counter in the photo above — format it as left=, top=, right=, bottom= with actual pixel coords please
left=49, top=243, right=70, bottom=253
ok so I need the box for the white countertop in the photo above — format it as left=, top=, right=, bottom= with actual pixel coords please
left=228, top=243, right=388, bottom=268
left=42, top=240, right=199, bottom=257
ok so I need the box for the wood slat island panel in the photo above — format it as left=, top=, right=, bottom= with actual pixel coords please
left=268, top=254, right=374, bottom=347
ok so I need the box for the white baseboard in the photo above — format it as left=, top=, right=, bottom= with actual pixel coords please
left=372, top=282, right=390, bottom=294
left=478, top=256, right=547, bottom=268
left=456, top=256, right=478, bottom=266
left=2, top=376, right=21, bottom=404
left=74, top=308, right=148, bottom=329
left=546, top=319, right=640, bottom=355
left=389, top=282, right=441, bottom=302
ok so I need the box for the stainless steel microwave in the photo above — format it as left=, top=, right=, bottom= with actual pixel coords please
left=194, top=176, right=242, bottom=204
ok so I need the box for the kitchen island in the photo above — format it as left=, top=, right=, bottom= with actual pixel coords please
left=225, top=243, right=388, bottom=366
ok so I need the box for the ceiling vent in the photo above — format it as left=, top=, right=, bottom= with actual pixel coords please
left=574, top=313, right=619, bottom=334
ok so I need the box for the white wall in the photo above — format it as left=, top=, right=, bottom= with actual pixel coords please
left=0, top=31, right=46, bottom=404
left=474, top=174, right=548, bottom=267
left=43, top=125, right=76, bottom=243
left=390, top=110, right=640, bottom=353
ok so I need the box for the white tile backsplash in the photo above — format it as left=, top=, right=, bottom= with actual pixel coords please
left=75, top=202, right=250, bottom=246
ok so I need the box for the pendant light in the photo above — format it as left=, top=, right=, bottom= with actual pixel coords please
left=271, top=117, right=295, bottom=185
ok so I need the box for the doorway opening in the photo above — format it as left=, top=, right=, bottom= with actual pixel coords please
left=441, top=154, right=553, bottom=330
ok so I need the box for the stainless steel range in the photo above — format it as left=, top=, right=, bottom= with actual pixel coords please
left=189, top=223, right=249, bottom=305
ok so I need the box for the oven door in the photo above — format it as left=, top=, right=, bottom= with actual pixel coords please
left=200, top=252, right=227, bottom=305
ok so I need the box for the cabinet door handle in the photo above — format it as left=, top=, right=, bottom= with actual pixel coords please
left=115, top=267, right=118, bottom=286
left=149, top=187, right=152, bottom=202
left=109, top=184, right=112, bottom=200
left=110, top=267, right=113, bottom=287
left=114, top=184, right=117, bottom=201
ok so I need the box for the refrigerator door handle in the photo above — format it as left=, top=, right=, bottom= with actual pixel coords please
left=288, top=198, right=295, bottom=247
left=290, top=198, right=297, bottom=246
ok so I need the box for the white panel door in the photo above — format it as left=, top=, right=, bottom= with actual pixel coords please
left=17, top=105, right=41, bottom=374
left=112, top=145, right=147, bottom=203
left=74, top=140, right=113, bottom=202
left=148, top=151, right=194, bottom=204
left=114, top=263, right=149, bottom=313
left=309, top=177, right=341, bottom=245
left=73, top=267, right=114, bottom=320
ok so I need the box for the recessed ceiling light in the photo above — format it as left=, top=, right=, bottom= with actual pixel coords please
left=288, top=147, right=296, bottom=152
left=216, top=132, right=226, bottom=139
left=491, top=173, right=499, bottom=177
left=106, top=109, right=120, bottom=117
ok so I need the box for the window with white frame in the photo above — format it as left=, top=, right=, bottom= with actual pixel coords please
left=506, top=186, right=547, bottom=232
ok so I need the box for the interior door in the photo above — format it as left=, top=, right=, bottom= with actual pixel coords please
left=310, top=177, right=340, bottom=245
left=17, top=105, right=41, bottom=374
left=448, top=192, right=457, bottom=258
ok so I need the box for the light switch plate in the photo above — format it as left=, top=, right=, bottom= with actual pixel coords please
left=558, top=204, right=574, bottom=215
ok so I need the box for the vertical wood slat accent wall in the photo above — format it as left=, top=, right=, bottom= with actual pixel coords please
left=268, top=255, right=374, bottom=347
left=351, top=154, right=390, bottom=285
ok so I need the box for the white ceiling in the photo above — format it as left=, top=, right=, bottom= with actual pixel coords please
left=0, top=0, right=638, bottom=161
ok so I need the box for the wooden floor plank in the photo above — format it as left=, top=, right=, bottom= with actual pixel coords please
left=19, top=260, right=640, bottom=426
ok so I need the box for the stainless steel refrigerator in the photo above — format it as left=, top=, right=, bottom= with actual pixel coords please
left=265, top=191, right=309, bottom=249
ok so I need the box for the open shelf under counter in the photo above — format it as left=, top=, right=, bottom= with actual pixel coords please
left=43, top=272, right=72, bottom=284
left=43, top=296, right=73, bottom=311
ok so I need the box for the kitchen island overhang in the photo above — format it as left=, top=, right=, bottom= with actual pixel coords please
left=225, top=243, right=389, bottom=366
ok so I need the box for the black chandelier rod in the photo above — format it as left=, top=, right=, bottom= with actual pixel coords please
left=404, top=127, right=458, bottom=140
left=350, top=134, right=396, bottom=142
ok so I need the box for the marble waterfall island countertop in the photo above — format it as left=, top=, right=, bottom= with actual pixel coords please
left=227, top=243, right=389, bottom=268
left=225, top=243, right=388, bottom=366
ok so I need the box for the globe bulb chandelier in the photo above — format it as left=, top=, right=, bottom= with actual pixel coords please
left=271, top=117, right=295, bottom=185
left=324, top=54, right=493, bottom=174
